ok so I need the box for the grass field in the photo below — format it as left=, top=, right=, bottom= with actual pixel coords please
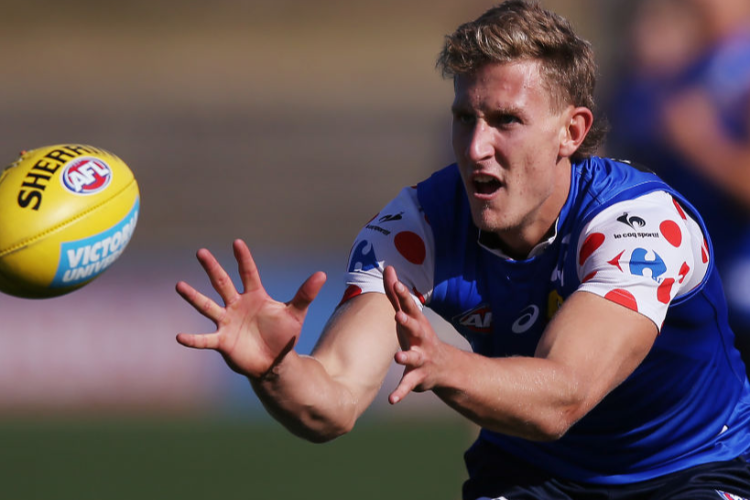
left=0, top=417, right=475, bottom=500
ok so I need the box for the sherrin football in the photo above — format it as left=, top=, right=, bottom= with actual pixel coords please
left=0, top=144, right=139, bottom=298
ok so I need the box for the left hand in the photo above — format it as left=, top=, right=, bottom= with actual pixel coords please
left=383, top=266, right=449, bottom=404
left=175, top=239, right=326, bottom=379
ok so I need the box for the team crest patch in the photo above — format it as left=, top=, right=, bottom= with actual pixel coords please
left=716, top=491, right=749, bottom=500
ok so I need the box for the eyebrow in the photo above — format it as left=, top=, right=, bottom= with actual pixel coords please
left=451, top=103, right=525, bottom=118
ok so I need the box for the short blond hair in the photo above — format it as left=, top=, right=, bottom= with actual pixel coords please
left=438, top=0, right=607, bottom=159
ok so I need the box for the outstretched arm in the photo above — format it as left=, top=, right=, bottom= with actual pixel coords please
left=177, top=239, right=399, bottom=442
left=383, top=266, right=658, bottom=441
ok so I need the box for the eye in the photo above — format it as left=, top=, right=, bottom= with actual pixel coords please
left=492, top=114, right=521, bottom=127
left=453, top=112, right=476, bottom=126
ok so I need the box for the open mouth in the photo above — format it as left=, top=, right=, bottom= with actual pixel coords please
left=474, top=176, right=502, bottom=195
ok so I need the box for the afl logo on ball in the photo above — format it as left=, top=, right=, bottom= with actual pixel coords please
left=61, top=157, right=113, bottom=195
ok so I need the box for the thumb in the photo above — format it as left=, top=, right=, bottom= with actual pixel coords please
left=288, top=271, right=327, bottom=319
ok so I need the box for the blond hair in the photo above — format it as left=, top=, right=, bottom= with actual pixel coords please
left=437, top=0, right=607, bottom=159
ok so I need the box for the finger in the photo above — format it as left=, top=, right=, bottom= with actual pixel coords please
left=176, top=332, right=222, bottom=350
left=395, top=312, right=418, bottom=350
left=393, top=279, right=420, bottom=317
left=395, top=306, right=425, bottom=346
left=233, top=239, right=263, bottom=293
left=196, top=248, right=240, bottom=305
left=288, top=272, right=327, bottom=319
left=395, top=348, right=424, bottom=368
left=176, top=281, right=225, bottom=322
left=388, top=370, right=423, bottom=405
left=383, top=266, right=402, bottom=312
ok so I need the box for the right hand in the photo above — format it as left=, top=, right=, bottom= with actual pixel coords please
left=175, top=239, right=327, bottom=379
left=383, top=266, right=449, bottom=404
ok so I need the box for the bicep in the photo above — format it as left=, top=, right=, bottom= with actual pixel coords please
left=311, top=292, right=400, bottom=413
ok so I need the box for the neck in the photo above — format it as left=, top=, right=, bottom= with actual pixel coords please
left=480, top=223, right=557, bottom=260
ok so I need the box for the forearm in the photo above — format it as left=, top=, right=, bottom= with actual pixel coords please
left=249, top=352, right=362, bottom=443
left=249, top=293, right=398, bottom=443
left=425, top=293, right=656, bottom=442
left=432, top=348, right=585, bottom=441
left=385, top=271, right=591, bottom=441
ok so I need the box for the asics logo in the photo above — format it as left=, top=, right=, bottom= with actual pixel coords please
left=512, top=305, right=539, bottom=334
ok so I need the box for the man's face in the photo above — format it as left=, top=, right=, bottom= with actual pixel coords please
left=451, top=60, right=573, bottom=250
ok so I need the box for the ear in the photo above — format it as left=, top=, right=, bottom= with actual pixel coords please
left=558, top=106, right=594, bottom=158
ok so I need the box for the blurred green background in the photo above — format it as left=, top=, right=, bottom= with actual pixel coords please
left=0, top=1, right=622, bottom=498
left=0, top=418, right=473, bottom=500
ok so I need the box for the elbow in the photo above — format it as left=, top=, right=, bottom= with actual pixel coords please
left=523, top=404, right=586, bottom=442
left=286, top=410, right=357, bottom=444
left=297, top=419, right=355, bottom=444
left=259, top=392, right=360, bottom=444
left=479, top=407, right=579, bottom=442
left=524, top=371, right=595, bottom=441
left=525, top=417, right=572, bottom=442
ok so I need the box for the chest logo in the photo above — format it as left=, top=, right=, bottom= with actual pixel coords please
left=456, top=305, right=493, bottom=333
left=512, top=305, right=540, bottom=334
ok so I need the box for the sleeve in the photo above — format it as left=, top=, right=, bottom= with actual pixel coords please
left=340, top=186, right=435, bottom=310
left=576, top=191, right=710, bottom=330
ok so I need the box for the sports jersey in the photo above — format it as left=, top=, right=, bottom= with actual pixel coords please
left=343, top=157, right=750, bottom=484
left=607, top=27, right=750, bottom=332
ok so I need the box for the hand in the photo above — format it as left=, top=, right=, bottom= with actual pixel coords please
left=176, top=239, right=327, bottom=379
left=383, top=266, right=448, bottom=404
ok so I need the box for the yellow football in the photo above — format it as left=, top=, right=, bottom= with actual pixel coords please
left=0, top=144, right=140, bottom=298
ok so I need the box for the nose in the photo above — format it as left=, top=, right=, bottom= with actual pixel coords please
left=464, top=120, right=494, bottom=163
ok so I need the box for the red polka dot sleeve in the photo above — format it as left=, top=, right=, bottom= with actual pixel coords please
left=341, top=187, right=435, bottom=309
left=576, top=191, right=709, bottom=330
